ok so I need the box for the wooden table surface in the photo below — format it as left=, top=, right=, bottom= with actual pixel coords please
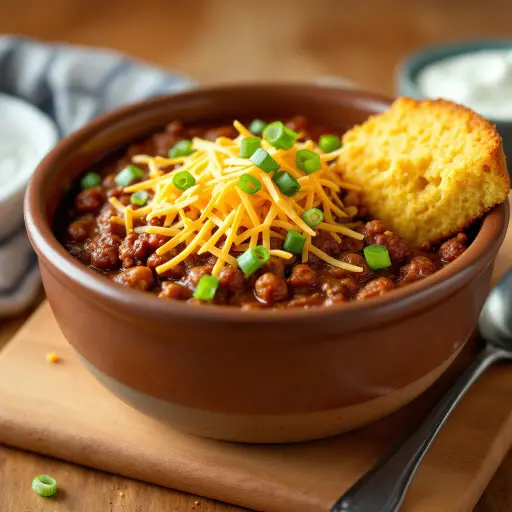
left=1, top=0, right=512, bottom=510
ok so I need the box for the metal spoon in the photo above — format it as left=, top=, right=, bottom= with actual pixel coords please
left=331, top=269, right=512, bottom=512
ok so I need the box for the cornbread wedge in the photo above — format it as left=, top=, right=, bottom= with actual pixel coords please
left=338, top=97, right=510, bottom=247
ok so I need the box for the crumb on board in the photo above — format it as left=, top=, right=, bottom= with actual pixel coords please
left=46, top=352, right=61, bottom=364
left=194, top=500, right=200, bottom=505
left=119, top=491, right=124, bottom=497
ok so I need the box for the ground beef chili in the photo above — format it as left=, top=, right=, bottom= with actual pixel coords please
left=59, top=117, right=470, bottom=309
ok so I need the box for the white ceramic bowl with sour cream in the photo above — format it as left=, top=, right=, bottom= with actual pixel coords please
left=0, top=93, right=59, bottom=237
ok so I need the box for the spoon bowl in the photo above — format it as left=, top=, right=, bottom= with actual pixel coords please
left=479, top=269, right=512, bottom=347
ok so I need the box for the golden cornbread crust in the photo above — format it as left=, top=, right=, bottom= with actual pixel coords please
left=338, top=97, right=510, bottom=247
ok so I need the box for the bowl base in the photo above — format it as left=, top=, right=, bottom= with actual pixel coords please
left=77, top=349, right=459, bottom=443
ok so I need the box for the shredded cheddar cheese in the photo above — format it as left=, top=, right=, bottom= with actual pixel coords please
left=113, top=121, right=364, bottom=276
left=124, top=206, right=134, bottom=234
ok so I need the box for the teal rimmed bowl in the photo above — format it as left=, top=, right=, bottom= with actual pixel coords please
left=396, top=40, right=512, bottom=168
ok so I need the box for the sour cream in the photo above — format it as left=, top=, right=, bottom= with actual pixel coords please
left=0, top=137, right=39, bottom=201
left=417, top=50, right=512, bottom=121
left=0, top=94, right=58, bottom=237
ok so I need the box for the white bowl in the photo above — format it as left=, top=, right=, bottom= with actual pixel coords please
left=0, top=93, right=59, bottom=238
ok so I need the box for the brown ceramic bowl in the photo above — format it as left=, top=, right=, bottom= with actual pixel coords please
left=25, top=84, right=509, bottom=443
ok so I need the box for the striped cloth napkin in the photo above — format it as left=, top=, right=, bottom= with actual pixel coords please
left=0, top=36, right=192, bottom=316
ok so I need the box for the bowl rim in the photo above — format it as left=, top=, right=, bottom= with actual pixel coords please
left=24, top=82, right=510, bottom=327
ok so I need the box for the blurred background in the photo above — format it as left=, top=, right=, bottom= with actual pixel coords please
left=2, top=0, right=511, bottom=95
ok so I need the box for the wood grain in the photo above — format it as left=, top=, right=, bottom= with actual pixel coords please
left=0, top=446, right=246, bottom=512
left=4, top=0, right=512, bottom=94
left=0, top=0, right=511, bottom=510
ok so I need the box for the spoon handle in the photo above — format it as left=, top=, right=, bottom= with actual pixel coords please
left=330, top=345, right=509, bottom=512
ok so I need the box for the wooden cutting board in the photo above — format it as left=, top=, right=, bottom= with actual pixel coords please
left=0, top=207, right=510, bottom=512
left=0, top=304, right=511, bottom=512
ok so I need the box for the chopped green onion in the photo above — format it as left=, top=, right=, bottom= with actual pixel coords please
left=272, top=170, right=284, bottom=182
left=130, top=190, right=149, bottom=206
left=274, top=171, right=301, bottom=197
left=32, top=475, right=57, bottom=497
left=249, top=119, right=267, bottom=135
left=250, top=148, right=280, bottom=173
left=262, top=121, right=296, bottom=150
left=283, top=230, right=306, bottom=255
left=240, top=137, right=261, bottom=158
left=172, top=170, right=196, bottom=191
left=296, top=149, right=321, bottom=174
left=239, top=174, right=262, bottom=195
left=284, top=126, right=299, bottom=140
left=302, top=208, right=324, bottom=227
left=114, top=165, right=145, bottom=187
left=237, top=246, right=270, bottom=277
left=194, top=275, right=219, bottom=301
left=318, top=134, right=341, bottom=153
left=80, top=172, right=101, bottom=190
left=168, top=139, right=195, bottom=158
left=364, top=245, right=392, bottom=270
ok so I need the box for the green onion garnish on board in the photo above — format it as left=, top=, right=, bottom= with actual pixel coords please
left=32, top=475, right=57, bottom=497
